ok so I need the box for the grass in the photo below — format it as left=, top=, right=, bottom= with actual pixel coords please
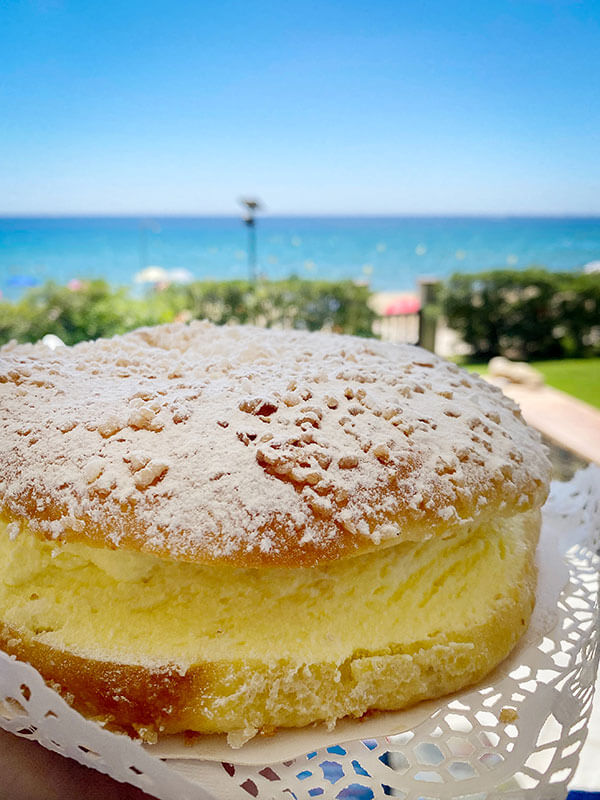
left=463, top=358, right=600, bottom=410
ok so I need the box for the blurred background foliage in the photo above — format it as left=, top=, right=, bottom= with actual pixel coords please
left=442, top=268, right=600, bottom=360
left=1, top=269, right=598, bottom=360
left=0, top=277, right=376, bottom=347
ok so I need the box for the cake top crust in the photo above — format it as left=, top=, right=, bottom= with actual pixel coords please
left=0, top=322, right=551, bottom=566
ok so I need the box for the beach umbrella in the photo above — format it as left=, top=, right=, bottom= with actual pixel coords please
left=384, top=296, right=421, bottom=316
left=6, top=275, right=40, bottom=288
left=134, top=266, right=169, bottom=284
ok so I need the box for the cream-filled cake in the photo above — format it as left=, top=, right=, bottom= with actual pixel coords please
left=0, top=322, right=551, bottom=744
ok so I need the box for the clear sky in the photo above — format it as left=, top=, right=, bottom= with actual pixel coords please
left=1, top=0, right=599, bottom=215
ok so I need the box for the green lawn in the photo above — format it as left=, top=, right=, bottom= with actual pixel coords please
left=463, top=358, right=600, bottom=410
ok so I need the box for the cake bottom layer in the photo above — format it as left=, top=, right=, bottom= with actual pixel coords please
left=0, top=510, right=539, bottom=742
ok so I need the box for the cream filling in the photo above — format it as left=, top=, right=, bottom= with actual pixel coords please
left=0, top=512, right=537, bottom=668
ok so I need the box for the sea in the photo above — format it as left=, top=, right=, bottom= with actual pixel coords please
left=1, top=216, right=599, bottom=299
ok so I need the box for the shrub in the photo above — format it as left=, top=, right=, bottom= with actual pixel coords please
left=0, top=280, right=157, bottom=346
left=442, top=268, right=600, bottom=360
left=0, top=278, right=376, bottom=347
left=161, top=277, right=375, bottom=336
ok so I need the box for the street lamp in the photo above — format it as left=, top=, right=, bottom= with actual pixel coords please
left=239, top=197, right=263, bottom=281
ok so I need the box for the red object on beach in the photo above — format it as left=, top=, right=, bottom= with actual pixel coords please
left=384, top=296, right=421, bottom=315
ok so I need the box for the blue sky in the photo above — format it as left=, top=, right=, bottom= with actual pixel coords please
left=1, top=0, right=599, bottom=215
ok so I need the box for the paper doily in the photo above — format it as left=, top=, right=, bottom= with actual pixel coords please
left=1, top=466, right=598, bottom=800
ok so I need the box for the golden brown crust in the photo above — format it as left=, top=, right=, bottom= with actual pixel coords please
left=0, top=623, right=194, bottom=735
left=0, top=323, right=551, bottom=567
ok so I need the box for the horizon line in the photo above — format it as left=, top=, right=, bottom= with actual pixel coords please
left=2, top=212, right=600, bottom=220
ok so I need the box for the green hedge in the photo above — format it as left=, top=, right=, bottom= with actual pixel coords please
left=0, top=278, right=376, bottom=347
left=442, top=268, right=600, bottom=360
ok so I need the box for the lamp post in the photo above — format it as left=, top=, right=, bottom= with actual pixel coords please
left=239, top=197, right=263, bottom=281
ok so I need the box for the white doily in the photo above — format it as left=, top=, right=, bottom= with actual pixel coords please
left=1, top=467, right=598, bottom=800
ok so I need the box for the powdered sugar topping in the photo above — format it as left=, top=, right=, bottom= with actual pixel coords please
left=0, top=322, right=551, bottom=565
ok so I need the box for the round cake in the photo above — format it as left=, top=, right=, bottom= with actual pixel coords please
left=0, top=322, right=551, bottom=745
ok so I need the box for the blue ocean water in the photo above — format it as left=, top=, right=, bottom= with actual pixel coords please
left=1, top=216, right=599, bottom=299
